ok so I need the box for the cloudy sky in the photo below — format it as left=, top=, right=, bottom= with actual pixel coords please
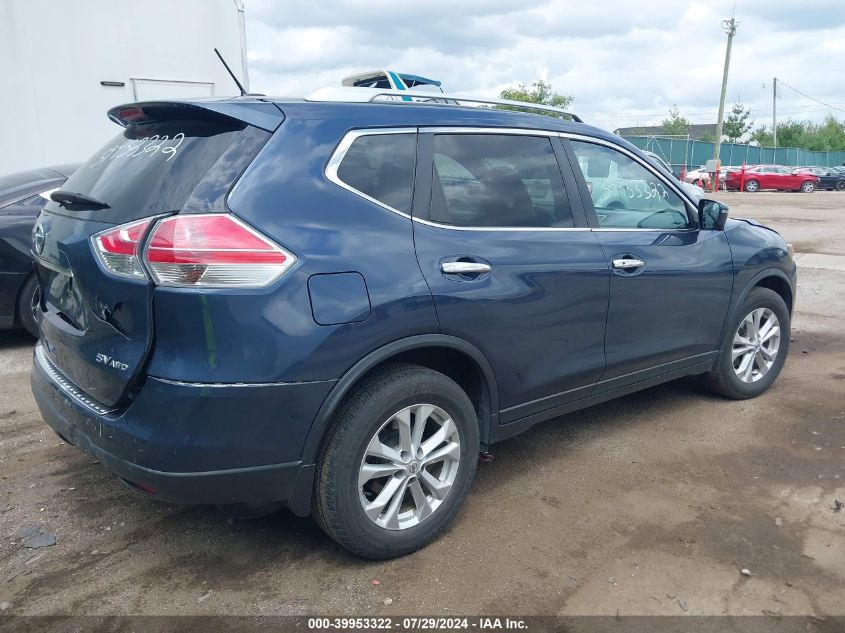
left=243, top=0, right=845, bottom=132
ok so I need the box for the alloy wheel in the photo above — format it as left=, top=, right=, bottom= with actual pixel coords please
left=358, top=404, right=461, bottom=530
left=732, top=308, right=781, bottom=383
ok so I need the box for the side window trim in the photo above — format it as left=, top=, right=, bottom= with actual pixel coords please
left=327, top=126, right=694, bottom=232
left=560, top=132, right=699, bottom=231
left=325, top=127, right=418, bottom=219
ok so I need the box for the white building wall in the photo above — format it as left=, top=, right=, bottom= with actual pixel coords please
left=0, top=0, right=247, bottom=174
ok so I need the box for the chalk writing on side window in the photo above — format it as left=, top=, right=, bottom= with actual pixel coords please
left=601, top=180, right=669, bottom=200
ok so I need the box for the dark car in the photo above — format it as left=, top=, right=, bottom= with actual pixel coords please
left=1, top=164, right=78, bottom=336
left=795, top=167, right=845, bottom=191
left=30, top=92, right=795, bottom=559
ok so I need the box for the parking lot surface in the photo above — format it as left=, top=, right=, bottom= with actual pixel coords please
left=1, top=192, right=843, bottom=616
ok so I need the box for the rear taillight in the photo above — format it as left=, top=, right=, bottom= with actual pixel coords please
left=144, top=214, right=295, bottom=287
left=92, top=218, right=154, bottom=279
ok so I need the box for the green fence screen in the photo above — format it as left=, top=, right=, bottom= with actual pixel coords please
left=622, top=136, right=845, bottom=172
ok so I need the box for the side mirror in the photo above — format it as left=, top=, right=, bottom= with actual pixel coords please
left=698, top=198, right=729, bottom=230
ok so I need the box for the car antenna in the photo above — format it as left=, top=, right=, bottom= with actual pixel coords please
left=214, top=48, right=247, bottom=96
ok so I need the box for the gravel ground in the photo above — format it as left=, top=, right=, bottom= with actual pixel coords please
left=0, top=191, right=843, bottom=617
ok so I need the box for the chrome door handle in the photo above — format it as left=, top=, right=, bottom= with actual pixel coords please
left=612, top=258, right=645, bottom=270
left=440, top=261, right=491, bottom=274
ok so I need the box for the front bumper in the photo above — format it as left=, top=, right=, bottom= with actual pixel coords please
left=31, top=345, right=335, bottom=515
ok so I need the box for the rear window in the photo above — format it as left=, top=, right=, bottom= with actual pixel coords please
left=45, top=118, right=254, bottom=222
left=336, top=134, right=416, bottom=213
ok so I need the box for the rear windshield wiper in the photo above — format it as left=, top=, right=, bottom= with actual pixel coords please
left=50, top=190, right=110, bottom=210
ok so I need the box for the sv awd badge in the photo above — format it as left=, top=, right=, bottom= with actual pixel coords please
left=95, top=353, right=129, bottom=371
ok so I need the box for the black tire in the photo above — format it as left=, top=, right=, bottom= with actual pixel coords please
left=835, top=181, right=845, bottom=191
left=312, top=363, right=479, bottom=559
left=17, top=274, right=40, bottom=338
left=744, top=179, right=759, bottom=192
left=706, top=287, right=790, bottom=400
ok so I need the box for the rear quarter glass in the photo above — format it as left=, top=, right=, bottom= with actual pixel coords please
left=43, top=118, right=267, bottom=224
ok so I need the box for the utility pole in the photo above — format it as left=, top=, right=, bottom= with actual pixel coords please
left=772, top=77, right=777, bottom=148
left=713, top=16, right=739, bottom=162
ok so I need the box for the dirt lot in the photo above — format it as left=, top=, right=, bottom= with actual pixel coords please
left=1, top=192, right=843, bottom=617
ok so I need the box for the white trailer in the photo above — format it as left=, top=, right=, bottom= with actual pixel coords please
left=0, top=0, right=248, bottom=173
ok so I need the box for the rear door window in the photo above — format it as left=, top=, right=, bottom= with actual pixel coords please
left=335, top=133, right=416, bottom=213
left=430, top=134, right=574, bottom=228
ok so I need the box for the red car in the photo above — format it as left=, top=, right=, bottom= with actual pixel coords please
left=726, top=165, right=820, bottom=193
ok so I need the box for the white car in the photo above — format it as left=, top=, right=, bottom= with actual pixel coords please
left=642, top=151, right=704, bottom=200
left=684, top=165, right=740, bottom=189
left=684, top=166, right=712, bottom=187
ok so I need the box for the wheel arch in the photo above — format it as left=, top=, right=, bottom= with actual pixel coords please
left=711, top=267, right=794, bottom=375
left=300, top=334, right=500, bottom=465
left=754, top=272, right=794, bottom=314
left=724, top=268, right=795, bottom=342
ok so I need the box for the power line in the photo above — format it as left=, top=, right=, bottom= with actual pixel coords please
left=776, top=79, right=845, bottom=114
left=596, top=78, right=845, bottom=126
left=597, top=96, right=845, bottom=130
left=773, top=102, right=845, bottom=112
left=598, top=102, right=845, bottom=119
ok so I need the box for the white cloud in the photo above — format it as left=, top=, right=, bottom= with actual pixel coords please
left=682, top=3, right=712, bottom=22
left=244, top=0, right=845, bottom=132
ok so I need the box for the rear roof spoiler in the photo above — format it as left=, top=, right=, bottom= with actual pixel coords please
left=107, top=98, right=285, bottom=132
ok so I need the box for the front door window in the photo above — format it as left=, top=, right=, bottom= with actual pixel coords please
left=569, top=141, right=691, bottom=230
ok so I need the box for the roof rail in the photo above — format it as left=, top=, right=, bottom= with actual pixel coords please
left=306, top=87, right=582, bottom=122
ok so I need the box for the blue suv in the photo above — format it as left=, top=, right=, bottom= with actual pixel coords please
left=30, top=92, right=796, bottom=558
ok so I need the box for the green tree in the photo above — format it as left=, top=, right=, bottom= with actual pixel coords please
left=811, top=115, right=845, bottom=151
left=774, top=120, right=808, bottom=149
left=723, top=101, right=753, bottom=143
left=748, top=117, right=845, bottom=151
left=750, top=125, right=772, bottom=146
left=498, top=80, right=573, bottom=118
left=698, top=132, right=716, bottom=143
left=661, top=105, right=691, bottom=136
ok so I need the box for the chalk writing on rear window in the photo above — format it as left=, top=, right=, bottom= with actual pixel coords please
left=89, top=133, right=185, bottom=168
